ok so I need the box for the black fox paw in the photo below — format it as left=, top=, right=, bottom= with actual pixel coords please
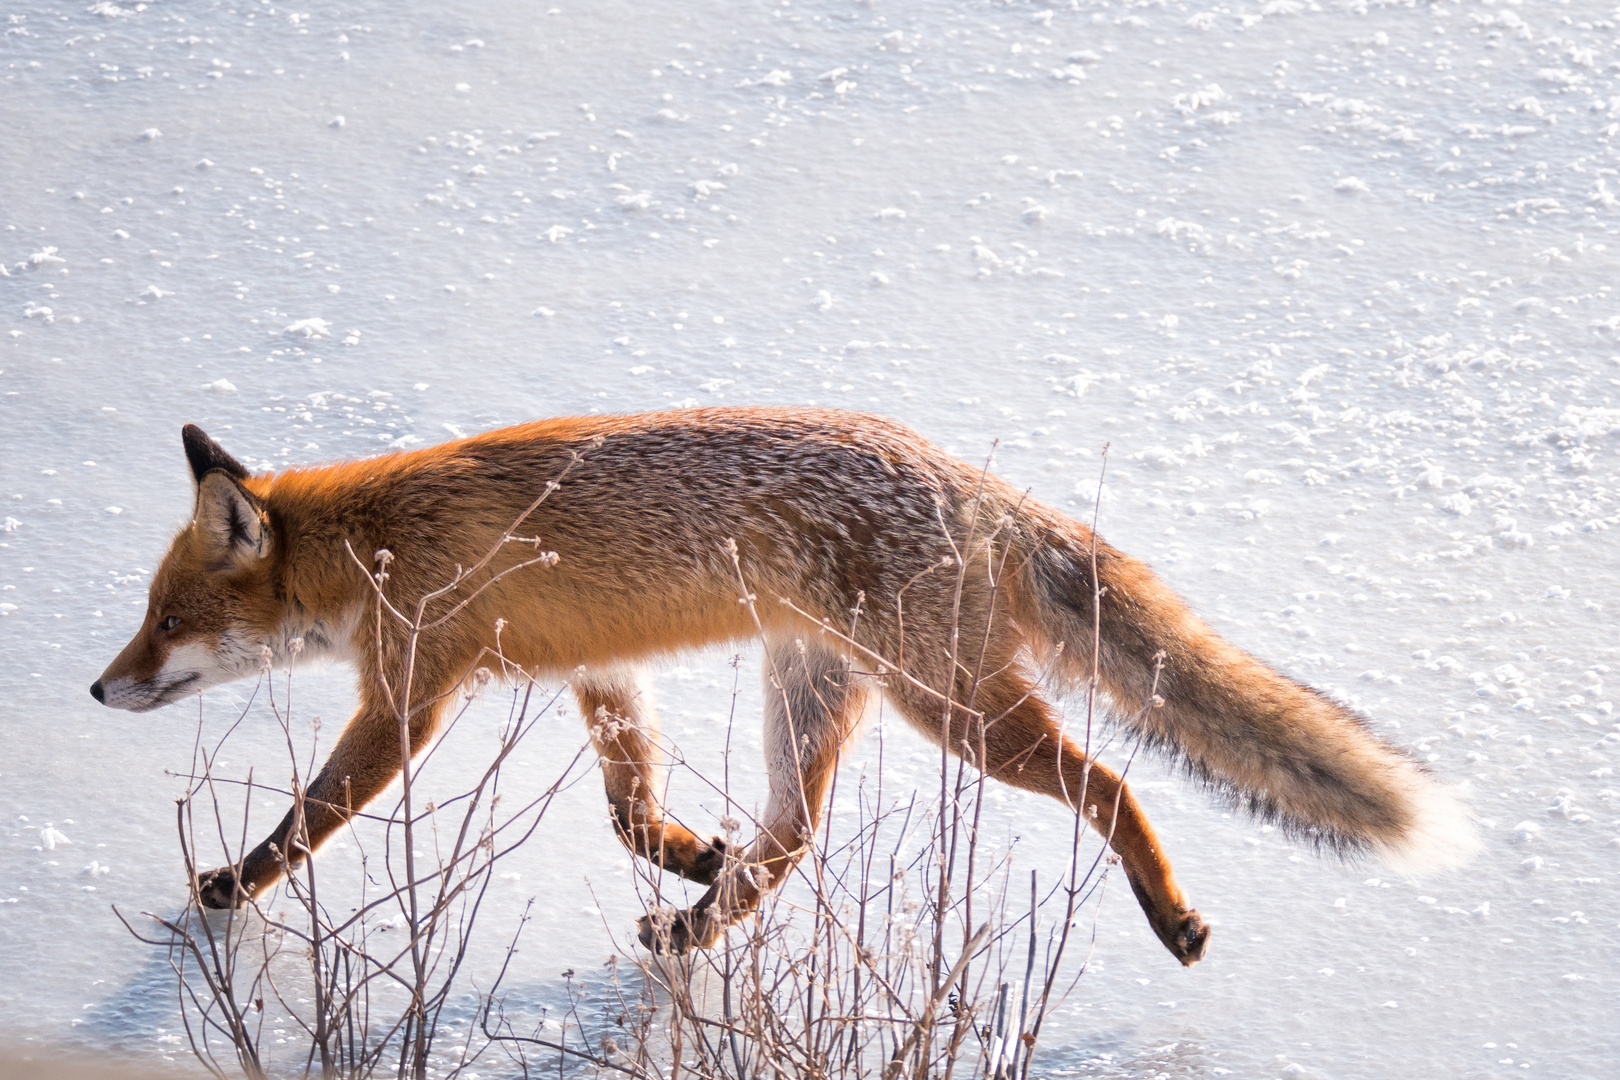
left=636, top=906, right=721, bottom=955
left=195, top=866, right=253, bottom=910
left=686, top=837, right=730, bottom=886
left=1165, top=909, right=1210, bottom=967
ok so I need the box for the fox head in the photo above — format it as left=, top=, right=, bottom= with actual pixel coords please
left=91, top=425, right=283, bottom=711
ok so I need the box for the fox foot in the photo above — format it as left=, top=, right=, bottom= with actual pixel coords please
left=1123, top=870, right=1210, bottom=966
left=1154, top=908, right=1210, bottom=967
left=195, top=866, right=256, bottom=910
left=636, top=905, right=724, bottom=955
left=679, top=837, right=729, bottom=886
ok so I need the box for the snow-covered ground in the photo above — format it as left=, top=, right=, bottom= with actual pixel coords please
left=4, top=0, right=1619, bottom=1075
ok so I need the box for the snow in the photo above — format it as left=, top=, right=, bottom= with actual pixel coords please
left=3, top=0, right=1620, bottom=1075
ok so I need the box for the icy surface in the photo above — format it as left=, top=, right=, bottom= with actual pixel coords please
left=3, top=0, right=1620, bottom=1075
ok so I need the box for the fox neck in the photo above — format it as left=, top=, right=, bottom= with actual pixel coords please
left=266, top=601, right=362, bottom=668
left=256, top=484, right=381, bottom=668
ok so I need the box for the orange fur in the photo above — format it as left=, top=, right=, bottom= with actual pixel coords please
left=93, top=407, right=1475, bottom=965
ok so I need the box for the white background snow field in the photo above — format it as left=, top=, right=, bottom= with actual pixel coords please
left=2, top=0, right=1618, bottom=1076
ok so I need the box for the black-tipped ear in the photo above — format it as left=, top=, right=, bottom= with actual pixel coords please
left=182, top=424, right=249, bottom=485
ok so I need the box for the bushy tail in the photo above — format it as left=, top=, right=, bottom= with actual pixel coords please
left=1015, top=511, right=1478, bottom=873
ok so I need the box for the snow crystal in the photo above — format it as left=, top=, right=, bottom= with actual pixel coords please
left=283, top=317, right=332, bottom=339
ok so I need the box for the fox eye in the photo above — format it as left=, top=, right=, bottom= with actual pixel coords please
left=158, top=615, right=182, bottom=632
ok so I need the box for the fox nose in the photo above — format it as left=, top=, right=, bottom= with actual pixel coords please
left=89, top=680, right=105, bottom=704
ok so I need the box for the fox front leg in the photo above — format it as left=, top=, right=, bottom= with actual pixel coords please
left=193, top=779, right=349, bottom=910
left=195, top=695, right=449, bottom=909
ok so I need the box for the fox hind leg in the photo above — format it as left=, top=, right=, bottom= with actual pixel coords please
left=574, top=669, right=727, bottom=886
left=892, top=665, right=1209, bottom=966
left=638, top=635, right=868, bottom=954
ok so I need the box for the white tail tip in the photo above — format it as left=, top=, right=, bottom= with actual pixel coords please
left=1374, top=771, right=1481, bottom=876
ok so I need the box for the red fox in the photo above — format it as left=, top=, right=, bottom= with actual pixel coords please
left=92, top=408, right=1475, bottom=964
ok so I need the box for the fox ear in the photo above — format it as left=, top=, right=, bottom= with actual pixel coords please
left=195, top=471, right=271, bottom=570
left=182, top=424, right=249, bottom=485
